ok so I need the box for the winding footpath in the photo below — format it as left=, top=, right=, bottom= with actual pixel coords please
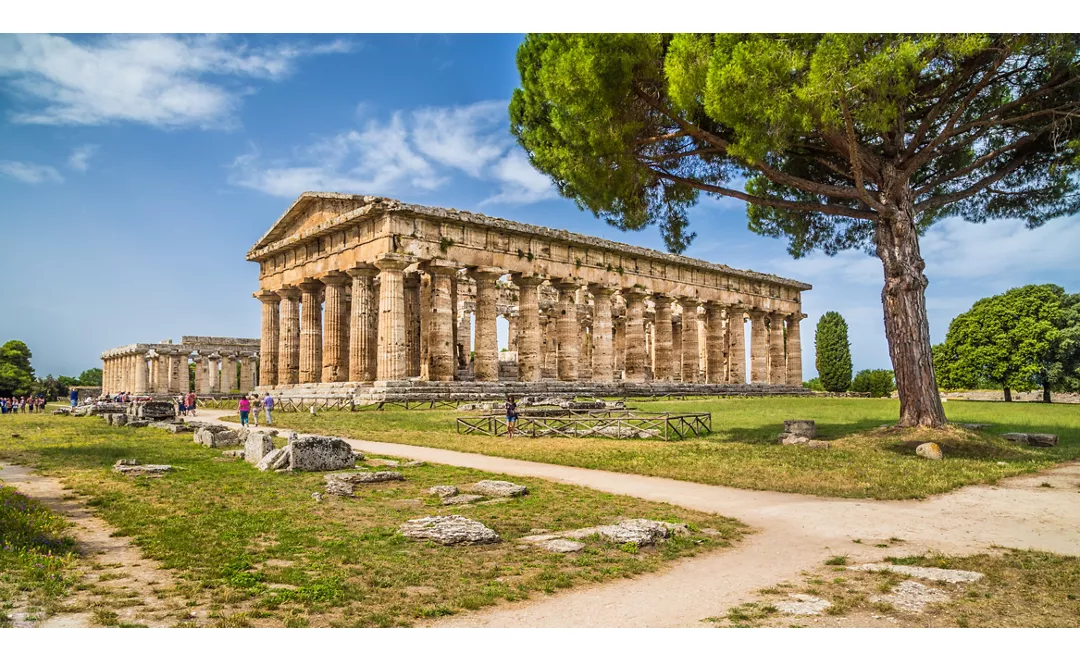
left=198, top=409, right=1080, bottom=627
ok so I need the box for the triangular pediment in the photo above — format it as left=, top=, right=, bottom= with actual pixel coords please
left=248, top=192, right=374, bottom=256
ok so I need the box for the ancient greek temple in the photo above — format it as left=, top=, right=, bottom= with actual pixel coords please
left=249, top=193, right=811, bottom=397
left=100, top=336, right=260, bottom=395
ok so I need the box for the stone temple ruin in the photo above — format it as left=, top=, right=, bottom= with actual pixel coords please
left=100, top=336, right=260, bottom=395
left=247, top=193, right=812, bottom=400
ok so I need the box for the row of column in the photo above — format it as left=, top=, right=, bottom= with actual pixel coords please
left=257, top=253, right=803, bottom=386
left=101, top=351, right=258, bottom=395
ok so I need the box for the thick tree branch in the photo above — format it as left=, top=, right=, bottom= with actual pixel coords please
left=914, top=131, right=1042, bottom=195
left=841, top=92, right=885, bottom=212
left=652, top=168, right=877, bottom=221
left=914, top=149, right=1032, bottom=213
left=903, top=50, right=995, bottom=160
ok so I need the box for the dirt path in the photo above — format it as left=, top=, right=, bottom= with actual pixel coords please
left=0, top=462, right=206, bottom=628
left=202, top=409, right=1080, bottom=627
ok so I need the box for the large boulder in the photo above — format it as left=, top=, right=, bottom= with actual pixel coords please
left=134, top=401, right=176, bottom=420
left=916, top=442, right=944, bottom=460
left=324, top=470, right=404, bottom=496
left=289, top=435, right=356, bottom=472
left=469, top=480, right=528, bottom=498
left=563, top=519, right=689, bottom=547
left=193, top=425, right=240, bottom=448
left=244, top=432, right=276, bottom=465
left=399, top=515, right=501, bottom=546
left=784, top=420, right=817, bottom=438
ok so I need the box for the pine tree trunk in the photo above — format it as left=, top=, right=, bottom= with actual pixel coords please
left=1043, top=382, right=1051, bottom=403
left=1004, top=386, right=1012, bottom=402
left=875, top=193, right=947, bottom=428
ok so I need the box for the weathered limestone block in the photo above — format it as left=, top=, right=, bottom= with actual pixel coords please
left=1001, top=432, right=1058, bottom=447
left=51, top=408, right=70, bottom=416
left=134, top=401, right=177, bottom=420
left=399, top=515, right=501, bottom=546
left=126, top=420, right=150, bottom=428
left=150, top=420, right=190, bottom=433
left=774, top=594, right=831, bottom=616
left=327, top=471, right=403, bottom=485
left=779, top=433, right=809, bottom=446
left=222, top=449, right=245, bottom=459
left=916, top=442, right=943, bottom=460
left=562, top=519, right=689, bottom=546
left=194, top=425, right=240, bottom=448
left=848, top=563, right=984, bottom=584
left=289, top=436, right=356, bottom=472
left=256, top=447, right=291, bottom=472
left=112, top=459, right=172, bottom=476
left=442, top=494, right=485, bottom=505
left=469, top=480, right=528, bottom=498
left=110, top=414, right=128, bottom=426
left=784, top=420, right=816, bottom=437
left=541, top=539, right=585, bottom=553
left=869, top=581, right=949, bottom=613
left=244, top=432, right=276, bottom=465
left=428, top=485, right=459, bottom=498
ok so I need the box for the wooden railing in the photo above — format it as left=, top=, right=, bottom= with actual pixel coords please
left=456, top=410, right=711, bottom=441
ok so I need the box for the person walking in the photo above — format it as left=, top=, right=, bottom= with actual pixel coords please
left=69, top=388, right=79, bottom=409
left=250, top=397, right=260, bottom=427
left=262, top=393, right=274, bottom=425
left=505, top=395, right=519, bottom=439
left=238, top=395, right=251, bottom=428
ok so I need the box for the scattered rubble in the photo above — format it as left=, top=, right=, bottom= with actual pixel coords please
left=848, top=563, right=984, bottom=583
left=112, top=459, right=173, bottom=476
left=774, top=593, right=831, bottom=615
left=428, top=485, right=459, bottom=498
left=470, top=480, right=528, bottom=498
left=442, top=494, right=485, bottom=506
left=869, top=580, right=949, bottom=613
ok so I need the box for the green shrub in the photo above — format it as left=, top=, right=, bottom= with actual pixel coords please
left=815, top=312, right=852, bottom=392
left=851, top=369, right=896, bottom=398
left=803, top=377, right=824, bottom=391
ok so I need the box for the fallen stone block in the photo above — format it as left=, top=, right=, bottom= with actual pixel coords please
left=402, top=460, right=426, bottom=467
left=52, top=408, right=70, bottom=416
left=774, top=593, right=831, bottom=616
left=326, top=471, right=403, bottom=485
left=470, top=480, right=528, bottom=498
left=149, top=421, right=189, bottom=433
left=110, top=414, right=128, bottom=427
left=256, top=447, right=290, bottom=472
left=134, top=401, right=177, bottom=420
left=959, top=423, right=991, bottom=431
left=126, top=420, right=150, bottom=428
left=442, top=494, right=485, bottom=506
left=1001, top=432, right=1058, bottom=447
left=399, top=515, right=501, bottom=546
left=779, top=433, right=810, bottom=445
left=244, top=432, right=276, bottom=465
left=290, top=435, right=355, bottom=472
left=194, top=425, right=240, bottom=448
left=783, top=420, right=817, bottom=438
left=222, top=449, right=245, bottom=459
left=916, top=442, right=943, bottom=460
left=428, top=485, right=459, bottom=498
left=848, top=563, right=984, bottom=584
left=112, top=459, right=172, bottom=476
left=540, top=539, right=585, bottom=553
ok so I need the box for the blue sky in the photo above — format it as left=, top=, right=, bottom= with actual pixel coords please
left=1, top=33, right=1078, bottom=380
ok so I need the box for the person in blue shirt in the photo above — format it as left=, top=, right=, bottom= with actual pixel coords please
left=70, top=388, right=79, bottom=408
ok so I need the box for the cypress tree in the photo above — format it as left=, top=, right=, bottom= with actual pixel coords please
left=816, top=312, right=853, bottom=392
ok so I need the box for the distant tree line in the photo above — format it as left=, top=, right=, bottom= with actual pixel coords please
left=934, top=284, right=1080, bottom=401
left=0, top=338, right=102, bottom=399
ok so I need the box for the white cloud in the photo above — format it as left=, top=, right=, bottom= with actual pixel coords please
left=231, top=99, right=556, bottom=206
left=67, top=144, right=97, bottom=172
left=0, top=34, right=356, bottom=129
left=0, top=160, right=63, bottom=184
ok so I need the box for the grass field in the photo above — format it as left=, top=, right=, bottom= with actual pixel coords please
left=0, top=415, right=742, bottom=627
left=0, top=483, right=79, bottom=626
left=258, top=397, right=1080, bottom=500
left=714, top=547, right=1080, bottom=628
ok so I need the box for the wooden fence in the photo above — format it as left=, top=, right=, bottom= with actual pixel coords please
left=456, top=410, right=711, bottom=441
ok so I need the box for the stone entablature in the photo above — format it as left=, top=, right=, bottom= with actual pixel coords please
left=248, top=192, right=811, bottom=390
left=100, top=337, right=260, bottom=395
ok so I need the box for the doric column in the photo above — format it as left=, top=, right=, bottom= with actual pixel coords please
left=704, top=302, right=728, bottom=384
left=550, top=279, right=580, bottom=381
left=623, top=290, right=647, bottom=382
left=148, top=355, right=158, bottom=394
left=768, top=312, right=788, bottom=385
left=298, top=280, right=323, bottom=384
left=255, top=291, right=280, bottom=387
left=470, top=267, right=502, bottom=382
left=614, top=314, right=626, bottom=376
left=208, top=354, right=221, bottom=393
left=134, top=353, right=148, bottom=393
left=376, top=253, right=410, bottom=381
left=238, top=354, right=254, bottom=391
left=320, top=272, right=349, bottom=383
left=418, top=271, right=432, bottom=380
left=220, top=353, right=236, bottom=392
left=404, top=271, right=421, bottom=377
left=652, top=295, right=674, bottom=381
left=194, top=354, right=210, bottom=394
left=426, top=260, right=459, bottom=382
left=671, top=314, right=683, bottom=381
left=152, top=353, right=166, bottom=393
left=786, top=314, right=804, bottom=386
left=347, top=265, right=378, bottom=382
left=169, top=353, right=184, bottom=393
left=457, top=306, right=472, bottom=372
left=680, top=299, right=700, bottom=383
left=589, top=285, right=615, bottom=382
left=278, top=286, right=301, bottom=385
left=728, top=307, right=746, bottom=384
left=511, top=274, right=544, bottom=382
left=749, top=309, right=769, bottom=384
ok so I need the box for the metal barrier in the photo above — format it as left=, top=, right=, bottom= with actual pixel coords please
left=456, top=410, right=711, bottom=441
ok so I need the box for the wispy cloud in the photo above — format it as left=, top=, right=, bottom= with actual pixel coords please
left=0, top=34, right=357, bottom=129
left=67, top=144, right=97, bottom=172
left=0, top=160, right=63, bottom=184
left=230, top=99, right=556, bottom=206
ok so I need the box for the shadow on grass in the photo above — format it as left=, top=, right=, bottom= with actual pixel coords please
left=712, top=418, right=891, bottom=445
